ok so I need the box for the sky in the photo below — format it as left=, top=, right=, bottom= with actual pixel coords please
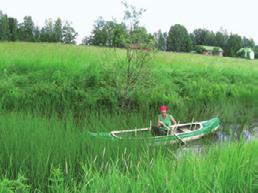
left=0, top=0, right=257, bottom=44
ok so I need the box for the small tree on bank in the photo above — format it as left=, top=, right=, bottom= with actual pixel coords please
left=117, top=1, right=155, bottom=109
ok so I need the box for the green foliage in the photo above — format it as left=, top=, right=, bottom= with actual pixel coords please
left=0, top=14, right=10, bottom=40
left=167, top=24, right=192, bottom=52
left=18, top=16, right=34, bottom=41
left=129, top=27, right=154, bottom=46
left=212, top=47, right=221, bottom=55
left=237, top=48, right=246, bottom=58
left=224, top=34, right=243, bottom=57
left=40, top=19, right=55, bottom=42
left=118, top=2, right=155, bottom=109
left=87, top=17, right=127, bottom=47
left=88, top=17, right=108, bottom=46
left=194, top=45, right=206, bottom=54
left=215, top=31, right=228, bottom=49
left=111, top=22, right=127, bottom=47
left=0, top=174, right=30, bottom=193
left=53, top=18, right=63, bottom=42
left=0, top=10, right=77, bottom=44
left=7, top=18, right=18, bottom=41
left=154, top=30, right=167, bottom=51
left=87, top=6, right=153, bottom=49
left=242, top=36, right=255, bottom=48
left=192, top=28, right=216, bottom=46
left=62, top=21, right=78, bottom=44
left=254, top=45, right=258, bottom=59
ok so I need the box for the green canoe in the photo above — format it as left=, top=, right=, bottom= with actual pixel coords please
left=88, top=118, right=220, bottom=145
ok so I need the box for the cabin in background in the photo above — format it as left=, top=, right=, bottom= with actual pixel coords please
left=194, top=45, right=223, bottom=57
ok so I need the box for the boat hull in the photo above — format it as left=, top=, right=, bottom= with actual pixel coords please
left=88, top=118, right=220, bottom=145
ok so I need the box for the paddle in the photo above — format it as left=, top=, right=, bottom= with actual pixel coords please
left=159, top=121, right=186, bottom=145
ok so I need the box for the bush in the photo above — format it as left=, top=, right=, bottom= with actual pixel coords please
left=236, top=49, right=246, bottom=58
left=194, top=45, right=206, bottom=54
left=212, top=47, right=221, bottom=55
left=255, top=46, right=258, bottom=59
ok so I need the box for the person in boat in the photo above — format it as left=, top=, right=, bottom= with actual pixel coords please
left=151, top=105, right=177, bottom=136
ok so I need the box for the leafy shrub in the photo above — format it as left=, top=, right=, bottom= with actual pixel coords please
left=254, top=46, right=258, bottom=59
left=194, top=45, right=206, bottom=54
left=212, top=47, right=221, bottom=55
left=0, top=174, right=30, bottom=193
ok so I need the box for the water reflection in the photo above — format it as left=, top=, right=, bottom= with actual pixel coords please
left=216, top=123, right=258, bottom=142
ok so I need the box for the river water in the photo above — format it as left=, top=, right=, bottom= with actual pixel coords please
left=216, top=122, right=258, bottom=142
left=177, top=122, right=258, bottom=155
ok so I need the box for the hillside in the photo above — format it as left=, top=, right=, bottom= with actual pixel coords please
left=0, top=42, right=258, bottom=122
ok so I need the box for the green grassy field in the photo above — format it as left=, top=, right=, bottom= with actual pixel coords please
left=0, top=42, right=258, bottom=192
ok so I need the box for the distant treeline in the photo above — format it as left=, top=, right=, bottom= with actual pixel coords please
left=83, top=17, right=258, bottom=58
left=1, top=10, right=258, bottom=58
left=0, top=10, right=77, bottom=44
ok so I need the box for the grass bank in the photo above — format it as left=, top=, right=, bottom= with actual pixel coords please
left=0, top=42, right=258, bottom=123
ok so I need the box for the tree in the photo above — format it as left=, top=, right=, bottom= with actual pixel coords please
left=212, top=47, right=221, bottom=56
left=62, top=21, right=77, bottom=44
left=102, top=20, right=126, bottom=47
left=224, top=34, right=243, bottom=57
left=113, top=23, right=127, bottom=47
left=33, top=26, right=40, bottom=42
left=88, top=17, right=107, bottom=46
left=193, top=29, right=208, bottom=45
left=130, top=26, right=154, bottom=46
left=0, top=14, right=10, bottom=40
left=122, top=1, right=145, bottom=30
left=167, top=24, right=192, bottom=52
left=88, top=17, right=127, bottom=47
left=53, top=18, right=62, bottom=42
left=215, top=31, right=228, bottom=50
left=108, top=22, right=126, bottom=48
left=8, top=17, right=18, bottom=41
left=154, top=30, right=166, bottom=51
left=103, top=20, right=117, bottom=46
left=207, top=31, right=216, bottom=46
left=18, top=16, right=34, bottom=41
left=81, top=36, right=90, bottom=45
left=254, top=45, right=258, bottom=59
left=192, top=28, right=217, bottom=46
left=115, top=1, right=154, bottom=109
left=242, top=36, right=255, bottom=48
left=190, top=33, right=196, bottom=46
left=40, top=19, right=54, bottom=42
left=194, top=45, right=206, bottom=54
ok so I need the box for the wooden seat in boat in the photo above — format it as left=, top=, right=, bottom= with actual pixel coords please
left=178, top=127, right=192, bottom=133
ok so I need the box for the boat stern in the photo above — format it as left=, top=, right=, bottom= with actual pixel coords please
left=202, top=117, right=220, bottom=132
